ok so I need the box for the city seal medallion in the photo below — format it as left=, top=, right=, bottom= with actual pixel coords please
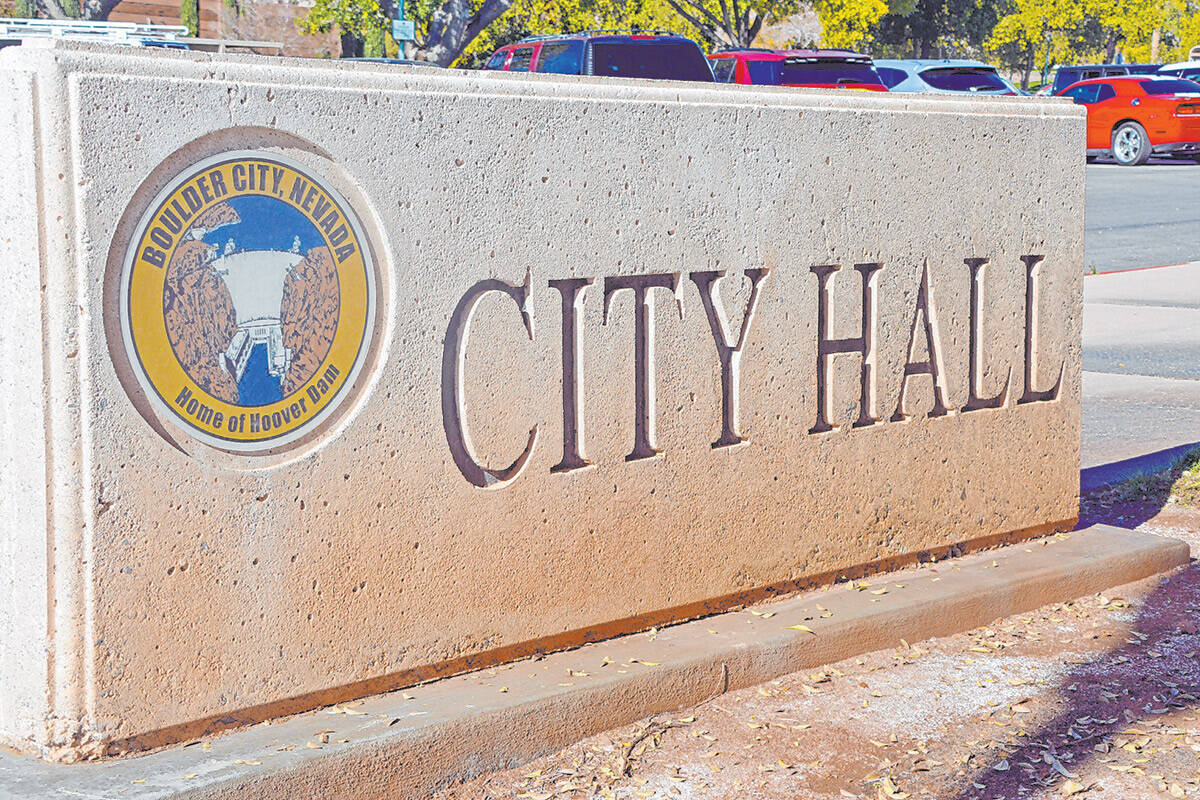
left=119, top=151, right=377, bottom=453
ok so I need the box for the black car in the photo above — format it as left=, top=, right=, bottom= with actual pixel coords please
left=1041, top=63, right=1161, bottom=96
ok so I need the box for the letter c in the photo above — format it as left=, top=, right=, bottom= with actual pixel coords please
left=441, top=278, right=538, bottom=488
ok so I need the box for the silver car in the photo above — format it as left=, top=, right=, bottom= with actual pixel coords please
left=873, top=59, right=1020, bottom=94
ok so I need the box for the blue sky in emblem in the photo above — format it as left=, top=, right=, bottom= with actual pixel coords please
left=202, top=195, right=326, bottom=254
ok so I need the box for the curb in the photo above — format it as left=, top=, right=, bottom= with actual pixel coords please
left=1085, top=260, right=1200, bottom=277
left=0, top=524, right=1188, bottom=800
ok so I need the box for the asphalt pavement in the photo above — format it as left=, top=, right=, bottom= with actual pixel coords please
left=1085, top=159, right=1200, bottom=273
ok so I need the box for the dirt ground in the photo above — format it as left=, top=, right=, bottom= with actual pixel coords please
left=434, top=495, right=1200, bottom=800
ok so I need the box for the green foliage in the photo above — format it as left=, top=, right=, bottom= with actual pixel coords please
left=364, top=22, right=386, bottom=54
left=59, top=0, right=81, bottom=17
left=181, top=0, right=199, bottom=35
left=813, top=0, right=887, bottom=49
left=298, top=0, right=389, bottom=51
left=1170, top=447, right=1200, bottom=506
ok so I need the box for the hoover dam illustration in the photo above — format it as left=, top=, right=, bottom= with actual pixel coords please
left=162, top=195, right=340, bottom=407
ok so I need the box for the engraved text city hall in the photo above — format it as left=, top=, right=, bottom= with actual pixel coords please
left=443, top=256, right=1063, bottom=488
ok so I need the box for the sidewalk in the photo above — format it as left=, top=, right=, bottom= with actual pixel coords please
left=438, top=511, right=1200, bottom=800
left=1083, top=262, right=1200, bottom=490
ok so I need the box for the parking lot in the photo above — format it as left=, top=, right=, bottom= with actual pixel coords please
left=1086, top=159, right=1200, bottom=273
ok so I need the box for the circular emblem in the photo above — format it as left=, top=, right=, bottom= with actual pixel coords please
left=120, top=151, right=376, bottom=453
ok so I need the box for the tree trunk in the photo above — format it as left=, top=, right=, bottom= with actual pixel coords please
left=1021, top=44, right=1033, bottom=90
left=420, top=0, right=512, bottom=66
left=1105, top=30, right=1118, bottom=62
left=340, top=32, right=363, bottom=58
left=1150, top=27, right=1161, bottom=62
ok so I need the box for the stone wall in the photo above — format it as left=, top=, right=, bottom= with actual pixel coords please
left=0, top=42, right=1084, bottom=761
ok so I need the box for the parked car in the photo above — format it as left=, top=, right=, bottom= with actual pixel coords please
left=873, top=59, right=1020, bottom=94
left=1159, top=60, right=1200, bottom=83
left=344, top=58, right=443, bottom=67
left=138, top=39, right=189, bottom=50
left=706, top=48, right=886, bottom=90
left=482, top=30, right=714, bottom=83
left=1037, top=63, right=1161, bottom=97
left=1057, top=75, right=1200, bottom=165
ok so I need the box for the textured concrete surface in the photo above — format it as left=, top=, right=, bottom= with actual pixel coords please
left=0, top=525, right=1184, bottom=800
left=1084, top=162, right=1200, bottom=273
left=1082, top=263, right=1200, bottom=490
left=0, top=42, right=1083, bottom=760
left=0, top=66, right=49, bottom=752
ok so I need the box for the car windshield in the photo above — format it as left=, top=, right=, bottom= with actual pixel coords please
left=1139, top=78, right=1200, bottom=94
left=919, top=67, right=1008, bottom=92
left=744, top=59, right=881, bottom=86
left=590, top=40, right=714, bottom=82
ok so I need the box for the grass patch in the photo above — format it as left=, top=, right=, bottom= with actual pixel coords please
left=1091, top=448, right=1200, bottom=508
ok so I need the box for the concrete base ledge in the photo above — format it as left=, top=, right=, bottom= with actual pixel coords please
left=0, top=524, right=1186, bottom=800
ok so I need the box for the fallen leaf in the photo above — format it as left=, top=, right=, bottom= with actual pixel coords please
left=788, top=625, right=816, bottom=634
left=879, top=775, right=908, bottom=799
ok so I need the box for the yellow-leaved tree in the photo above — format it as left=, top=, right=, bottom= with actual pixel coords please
left=811, top=0, right=888, bottom=50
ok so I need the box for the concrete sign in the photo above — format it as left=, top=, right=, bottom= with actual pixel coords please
left=0, top=44, right=1084, bottom=761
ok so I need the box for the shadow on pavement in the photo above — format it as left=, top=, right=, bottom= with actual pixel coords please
left=1081, top=442, right=1200, bottom=495
left=952, top=563, right=1200, bottom=798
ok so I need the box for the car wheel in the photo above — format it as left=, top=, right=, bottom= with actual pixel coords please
left=1111, top=121, right=1151, bottom=166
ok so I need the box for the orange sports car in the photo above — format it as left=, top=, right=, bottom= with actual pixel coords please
left=1057, top=75, right=1200, bottom=165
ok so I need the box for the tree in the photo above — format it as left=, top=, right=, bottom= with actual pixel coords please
left=31, top=0, right=126, bottom=20
left=181, top=0, right=199, bottom=35
left=812, top=0, right=887, bottom=49
left=661, top=0, right=802, bottom=47
left=872, top=0, right=1003, bottom=58
left=298, top=0, right=390, bottom=56
left=2, top=0, right=37, bottom=16
left=1079, top=0, right=1194, bottom=62
left=986, top=0, right=1084, bottom=87
left=987, top=0, right=1198, bottom=85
